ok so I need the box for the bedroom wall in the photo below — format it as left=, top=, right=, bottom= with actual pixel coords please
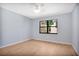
left=0, top=7, right=2, bottom=47
left=0, top=7, right=32, bottom=47
left=32, top=13, right=72, bottom=44
left=72, top=4, right=79, bottom=55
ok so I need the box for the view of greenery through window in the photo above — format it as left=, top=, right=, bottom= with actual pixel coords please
left=40, top=20, right=58, bottom=34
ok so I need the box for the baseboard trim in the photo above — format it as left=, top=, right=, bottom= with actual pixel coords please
left=32, top=38, right=72, bottom=45
left=0, top=38, right=72, bottom=48
left=0, top=38, right=31, bottom=48
left=72, top=45, right=79, bottom=56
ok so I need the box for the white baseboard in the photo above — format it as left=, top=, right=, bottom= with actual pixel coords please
left=0, top=38, right=31, bottom=48
left=72, top=45, right=79, bottom=56
left=0, top=38, right=72, bottom=48
left=32, top=38, right=72, bottom=45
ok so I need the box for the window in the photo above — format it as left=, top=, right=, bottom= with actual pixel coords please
left=39, top=20, right=58, bottom=34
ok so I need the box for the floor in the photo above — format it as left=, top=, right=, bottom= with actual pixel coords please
left=0, top=39, right=77, bottom=56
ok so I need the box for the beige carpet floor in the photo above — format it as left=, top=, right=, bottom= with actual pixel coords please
left=0, top=39, right=77, bottom=56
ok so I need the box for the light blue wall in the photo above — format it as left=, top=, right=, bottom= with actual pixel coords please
left=0, top=8, right=2, bottom=47
left=0, top=7, right=32, bottom=47
left=72, top=4, right=79, bottom=55
left=32, top=13, right=72, bottom=43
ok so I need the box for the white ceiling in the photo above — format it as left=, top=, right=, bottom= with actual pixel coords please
left=0, top=3, right=76, bottom=18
